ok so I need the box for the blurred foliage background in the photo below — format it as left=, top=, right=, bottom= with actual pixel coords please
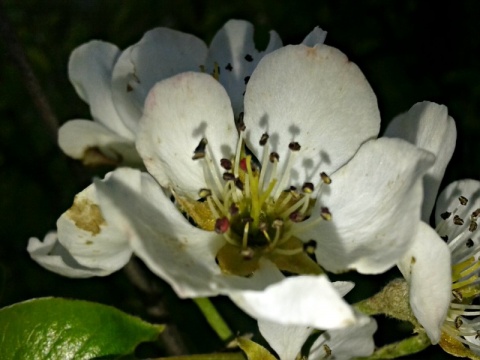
left=0, top=0, right=479, bottom=359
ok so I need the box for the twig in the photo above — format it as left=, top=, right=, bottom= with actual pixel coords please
left=0, top=0, right=59, bottom=141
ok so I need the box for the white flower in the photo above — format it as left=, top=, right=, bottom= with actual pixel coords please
left=434, top=179, right=480, bottom=357
left=59, top=20, right=326, bottom=166
left=385, top=101, right=456, bottom=343
left=30, top=42, right=434, bottom=328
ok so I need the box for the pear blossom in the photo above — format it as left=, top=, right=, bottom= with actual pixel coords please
left=434, top=179, right=480, bottom=357
left=59, top=20, right=326, bottom=166
left=30, top=42, right=434, bottom=328
left=387, top=102, right=480, bottom=357
left=385, top=102, right=456, bottom=343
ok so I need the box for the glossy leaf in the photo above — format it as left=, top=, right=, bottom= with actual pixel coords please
left=0, top=297, right=164, bottom=360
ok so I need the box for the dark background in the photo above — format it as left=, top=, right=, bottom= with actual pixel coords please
left=1, top=1, right=479, bottom=359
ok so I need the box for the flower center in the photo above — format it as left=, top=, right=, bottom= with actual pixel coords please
left=187, top=114, right=331, bottom=276
left=437, top=195, right=480, bottom=356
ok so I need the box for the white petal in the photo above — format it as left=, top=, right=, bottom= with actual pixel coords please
left=207, top=19, right=283, bottom=117
left=136, top=72, right=238, bottom=199
left=309, top=315, right=377, bottom=360
left=27, top=232, right=111, bottom=278
left=94, top=167, right=284, bottom=298
left=111, top=28, right=207, bottom=133
left=56, top=179, right=133, bottom=273
left=68, top=41, right=134, bottom=140
left=229, top=276, right=356, bottom=329
left=397, top=222, right=451, bottom=343
left=58, top=120, right=142, bottom=166
left=301, top=27, right=327, bottom=47
left=243, top=45, right=380, bottom=186
left=435, top=179, right=480, bottom=263
left=385, top=101, right=456, bottom=220
left=297, top=138, right=435, bottom=274
left=258, top=320, right=312, bottom=360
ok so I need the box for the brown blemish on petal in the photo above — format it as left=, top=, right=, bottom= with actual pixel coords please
left=411, top=256, right=416, bottom=264
left=67, top=195, right=105, bottom=235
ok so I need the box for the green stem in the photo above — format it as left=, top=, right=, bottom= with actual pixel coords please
left=355, top=332, right=431, bottom=359
left=193, top=298, right=233, bottom=341
left=153, top=353, right=245, bottom=360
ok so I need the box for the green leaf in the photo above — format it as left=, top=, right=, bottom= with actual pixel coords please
left=0, top=297, right=164, bottom=360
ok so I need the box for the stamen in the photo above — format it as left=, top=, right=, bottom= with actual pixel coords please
left=264, top=152, right=279, bottom=193
left=220, top=158, right=232, bottom=170
left=283, top=207, right=332, bottom=240
left=273, top=247, right=303, bottom=256
left=441, top=211, right=452, bottom=220
left=206, top=196, right=220, bottom=218
left=198, top=188, right=212, bottom=199
left=242, top=221, right=250, bottom=249
left=455, top=317, right=463, bottom=329
left=452, top=290, right=463, bottom=302
left=215, top=217, right=230, bottom=234
left=276, top=190, right=294, bottom=213
left=323, top=344, right=332, bottom=358
left=192, top=138, right=208, bottom=160
left=289, top=211, right=305, bottom=222
left=270, top=219, right=284, bottom=247
left=304, top=239, right=317, bottom=255
left=269, top=152, right=279, bottom=163
left=258, top=133, right=271, bottom=190
left=258, top=178, right=277, bottom=208
left=473, top=208, right=480, bottom=218
left=320, top=172, right=332, bottom=184
left=260, top=223, right=272, bottom=244
left=233, top=132, right=244, bottom=178
left=280, top=193, right=309, bottom=219
left=469, top=220, right=478, bottom=232
left=192, top=137, right=227, bottom=199
left=302, top=182, right=314, bottom=193
left=459, top=196, right=469, bottom=206
left=223, top=172, right=235, bottom=181
left=272, top=144, right=299, bottom=199
left=245, top=156, right=261, bottom=226
left=259, top=133, right=269, bottom=146
left=288, top=142, right=301, bottom=151
left=226, top=180, right=240, bottom=204
left=454, top=215, right=465, bottom=226
left=236, top=112, right=246, bottom=132
left=321, top=207, right=332, bottom=221
left=453, top=261, right=480, bottom=289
